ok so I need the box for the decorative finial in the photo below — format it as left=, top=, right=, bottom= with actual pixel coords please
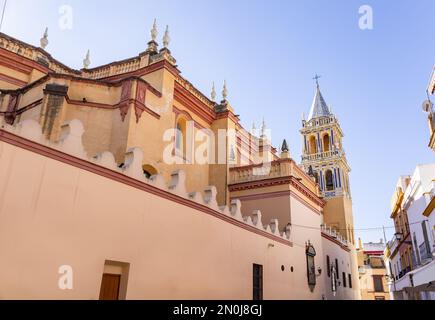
left=83, top=50, right=91, bottom=69
left=151, top=18, right=158, bottom=41
left=162, top=25, right=170, bottom=48
left=40, top=27, right=49, bottom=49
left=281, top=139, right=289, bottom=153
left=211, top=82, right=216, bottom=102
left=222, top=80, right=228, bottom=101
left=251, top=121, right=257, bottom=136
left=313, top=74, right=321, bottom=88
left=261, top=117, right=266, bottom=138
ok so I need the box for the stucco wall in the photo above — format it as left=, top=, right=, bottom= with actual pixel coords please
left=0, top=127, right=334, bottom=300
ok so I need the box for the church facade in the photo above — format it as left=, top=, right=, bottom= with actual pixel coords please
left=0, top=24, right=359, bottom=300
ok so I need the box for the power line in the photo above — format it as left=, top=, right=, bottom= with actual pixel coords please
left=289, top=220, right=428, bottom=233
left=0, top=0, right=7, bottom=32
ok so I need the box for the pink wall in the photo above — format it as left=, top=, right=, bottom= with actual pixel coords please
left=0, top=121, right=358, bottom=300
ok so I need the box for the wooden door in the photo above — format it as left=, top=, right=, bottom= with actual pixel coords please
left=99, top=274, right=121, bottom=300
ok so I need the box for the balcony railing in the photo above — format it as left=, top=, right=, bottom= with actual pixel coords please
left=387, top=237, right=400, bottom=256
left=301, top=149, right=343, bottom=162
left=398, top=266, right=411, bottom=280
left=229, top=160, right=292, bottom=185
left=302, top=116, right=336, bottom=128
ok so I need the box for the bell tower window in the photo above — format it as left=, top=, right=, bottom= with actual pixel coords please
left=323, top=133, right=330, bottom=152
left=309, top=136, right=317, bottom=154
left=325, top=170, right=334, bottom=191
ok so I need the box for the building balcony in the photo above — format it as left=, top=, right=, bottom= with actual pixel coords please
left=228, top=158, right=318, bottom=193
left=398, top=266, right=412, bottom=280
left=229, top=159, right=293, bottom=185
left=387, top=237, right=400, bottom=256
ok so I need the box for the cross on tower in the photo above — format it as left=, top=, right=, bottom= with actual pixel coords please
left=313, top=74, right=322, bottom=87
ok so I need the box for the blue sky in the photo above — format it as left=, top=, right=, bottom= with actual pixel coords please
left=3, top=0, right=435, bottom=243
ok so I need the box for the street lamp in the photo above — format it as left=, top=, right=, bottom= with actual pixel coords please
left=394, top=232, right=403, bottom=241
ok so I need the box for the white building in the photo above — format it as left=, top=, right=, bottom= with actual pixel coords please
left=386, top=164, right=435, bottom=300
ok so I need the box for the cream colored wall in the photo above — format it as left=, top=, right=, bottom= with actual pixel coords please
left=0, top=137, right=329, bottom=300
left=324, top=196, right=355, bottom=243
left=236, top=193, right=291, bottom=228
left=359, top=268, right=390, bottom=300
left=322, top=239, right=360, bottom=300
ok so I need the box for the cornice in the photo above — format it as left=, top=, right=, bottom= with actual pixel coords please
left=173, top=81, right=216, bottom=125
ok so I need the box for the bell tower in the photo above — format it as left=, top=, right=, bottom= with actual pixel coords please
left=300, top=78, right=355, bottom=244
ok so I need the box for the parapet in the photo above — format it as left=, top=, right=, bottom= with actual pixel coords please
left=0, top=118, right=292, bottom=244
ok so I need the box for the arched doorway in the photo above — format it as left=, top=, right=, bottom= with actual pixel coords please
left=309, top=136, right=317, bottom=154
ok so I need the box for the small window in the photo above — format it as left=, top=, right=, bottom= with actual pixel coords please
left=373, top=275, right=384, bottom=293
left=348, top=274, right=352, bottom=289
left=342, top=272, right=347, bottom=287
left=335, top=259, right=339, bottom=279
left=253, top=264, right=263, bottom=301
left=326, top=255, right=331, bottom=278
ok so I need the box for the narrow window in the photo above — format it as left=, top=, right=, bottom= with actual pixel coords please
left=348, top=274, right=352, bottom=289
left=175, top=122, right=183, bottom=151
left=335, top=259, right=339, bottom=279
left=253, top=264, right=263, bottom=301
left=373, top=275, right=384, bottom=293
left=342, top=272, right=347, bottom=288
left=326, top=255, right=331, bottom=278
left=323, top=134, right=330, bottom=152
left=309, top=136, right=318, bottom=154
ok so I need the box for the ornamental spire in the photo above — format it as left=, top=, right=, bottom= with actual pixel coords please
left=281, top=139, right=290, bottom=159
left=151, top=18, right=158, bottom=41
left=83, top=50, right=91, bottom=69
left=261, top=117, right=267, bottom=138
left=40, top=27, right=48, bottom=49
left=146, top=19, right=159, bottom=53
left=307, top=75, right=331, bottom=121
left=222, top=80, right=228, bottom=101
left=162, top=25, right=170, bottom=48
left=211, top=82, right=216, bottom=102
left=251, top=121, right=257, bottom=136
left=281, top=139, right=289, bottom=153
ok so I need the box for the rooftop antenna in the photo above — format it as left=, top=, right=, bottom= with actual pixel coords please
left=0, top=0, right=7, bottom=32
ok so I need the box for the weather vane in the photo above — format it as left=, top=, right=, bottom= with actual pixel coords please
left=313, top=74, right=322, bottom=87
